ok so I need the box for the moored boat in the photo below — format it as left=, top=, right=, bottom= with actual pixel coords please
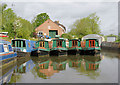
left=68, top=39, right=82, bottom=55
left=80, top=38, right=101, bottom=55
left=11, top=39, right=36, bottom=57
left=31, top=39, right=51, bottom=56
left=50, top=38, right=67, bottom=56
left=0, top=39, right=17, bottom=68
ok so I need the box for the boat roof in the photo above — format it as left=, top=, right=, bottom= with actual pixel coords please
left=0, top=39, right=11, bottom=44
left=37, top=39, right=52, bottom=42
left=12, top=39, right=26, bottom=41
left=52, top=38, right=65, bottom=40
left=85, top=38, right=99, bottom=40
left=69, top=39, right=80, bottom=41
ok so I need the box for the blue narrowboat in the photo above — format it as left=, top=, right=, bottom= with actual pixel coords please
left=0, top=39, right=17, bottom=67
left=11, top=39, right=36, bottom=57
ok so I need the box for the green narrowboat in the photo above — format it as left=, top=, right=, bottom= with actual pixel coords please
left=80, top=38, right=101, bottom=55
left=50, top=38, right=67, bottom=56
left=68, top=39, right=82, bottom=55
left=31, top=39, right=51, bottom=56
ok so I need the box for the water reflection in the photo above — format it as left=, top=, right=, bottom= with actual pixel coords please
left=1, top=50, right=119, bottom=83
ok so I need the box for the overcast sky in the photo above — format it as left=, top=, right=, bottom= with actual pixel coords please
left=1, top=0, right=119, bottom=35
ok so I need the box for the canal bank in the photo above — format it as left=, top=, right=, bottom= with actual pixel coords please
left=101, top=41, right=120, bottom=51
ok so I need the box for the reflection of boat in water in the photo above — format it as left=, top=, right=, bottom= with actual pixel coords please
left=0, top=66, right=17, bottom=84
left=73, top=55, right=102, bottom=79
left=15, top=59, right=35, bottom=73
left=31, top=57, right=67, bottom=79
left=0, top=56, right=17, bottom=84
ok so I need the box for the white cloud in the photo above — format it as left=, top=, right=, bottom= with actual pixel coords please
left=2, top=1, right=118, bottom=35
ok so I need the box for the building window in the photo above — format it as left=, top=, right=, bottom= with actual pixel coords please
left=38, top=31, right=43, bottom=36
left=48, top=26, right=51, bottom=29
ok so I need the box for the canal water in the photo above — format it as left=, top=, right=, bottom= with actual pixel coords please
left=1, top=49, right=119, bottom=83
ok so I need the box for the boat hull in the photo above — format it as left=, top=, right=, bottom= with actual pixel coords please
left=31, top=50, right=49, bottom=57
left=50, top=50, right=67, bottom=56
left=17, top=51, right=31, bottom=57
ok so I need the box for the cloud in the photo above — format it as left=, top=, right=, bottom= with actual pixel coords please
left=3, top=1, right=118, bottom=35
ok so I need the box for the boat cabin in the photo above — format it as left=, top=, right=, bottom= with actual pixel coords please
left=69, top=39, right=80, bottom=48
left=11, top=39, right=36, bottom=53
left=35, top=40, right=50, bottom=51
left=52, top=38, right=66, bottom=48
left=82, top=39, right=99, bottom=48
left=0, top=39, right=17, bottom=61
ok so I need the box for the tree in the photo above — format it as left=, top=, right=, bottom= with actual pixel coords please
left=61, top=33, right=73, bottom=39
left=1, top=6, right=17, bottom=38
left=69, top=13, right=101, bottom=39
left=32, top=13, right=50, bottom=29
left=16, top=17, right=33, bottom=39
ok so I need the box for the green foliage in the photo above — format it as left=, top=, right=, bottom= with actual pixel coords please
left=61, top=33, right=73, bottom=39
left=1, top=4, right=34, bottom=39
left=16, top=17, right=33, bottom=39
left=69, top=13, right=101, bottom=39
left=1, top=6, right=17, bottom=38
left=32, top=13, right=50, bottom=29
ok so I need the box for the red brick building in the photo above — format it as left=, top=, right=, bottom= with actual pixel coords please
left=35, top=19, right=66, bottom=38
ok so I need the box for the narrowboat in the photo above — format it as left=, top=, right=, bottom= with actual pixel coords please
left=11, top=39, right=36, bottom=57
left=50, top=38, right=68, bottom=56
left=80, top=38, right=101, bottom=55
left=31, top=39, right=51, bottom=56
left=0, top=39, right=17, bottom=68
left=68, top=39, right=82, bottom=55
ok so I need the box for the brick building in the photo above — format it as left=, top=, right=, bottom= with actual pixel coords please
left=35, top=19, right=66, bottom=38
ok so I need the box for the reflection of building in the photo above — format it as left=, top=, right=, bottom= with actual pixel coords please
left=38, top=61, right=59, bottom=77
left=36, top=60, right=67, bottom=78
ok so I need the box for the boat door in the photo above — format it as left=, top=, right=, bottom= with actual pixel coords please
left=89, top=40, right=95, bottom=47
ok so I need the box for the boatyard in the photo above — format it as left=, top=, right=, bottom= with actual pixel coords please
left=0, top=1, right=119, bottom=84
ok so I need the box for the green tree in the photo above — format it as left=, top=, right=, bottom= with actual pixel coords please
left=16, top=17, right=33, bottom=39
left=32, top=13, right=50, bottom=29
left=1, top=6, right=17, bottom=38
left=61, top=33, right=73, bottom=39
left=69, top=13, right=101, bottom=38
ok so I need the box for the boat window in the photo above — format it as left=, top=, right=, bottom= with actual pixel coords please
left=8, top=45, right=13, bottom=51
left=0, top=44, right=4, bottom=53
left=3, top=44, right=9, bottom=52
left=72, top=40, right=78, bottom=46
left=12, top=40, right=26, bottom=47
left=89, top=40, right=95, bottom=47
left=39, top=41, right=44, bottom=47
left=57, top=40, right=62, bottom=47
